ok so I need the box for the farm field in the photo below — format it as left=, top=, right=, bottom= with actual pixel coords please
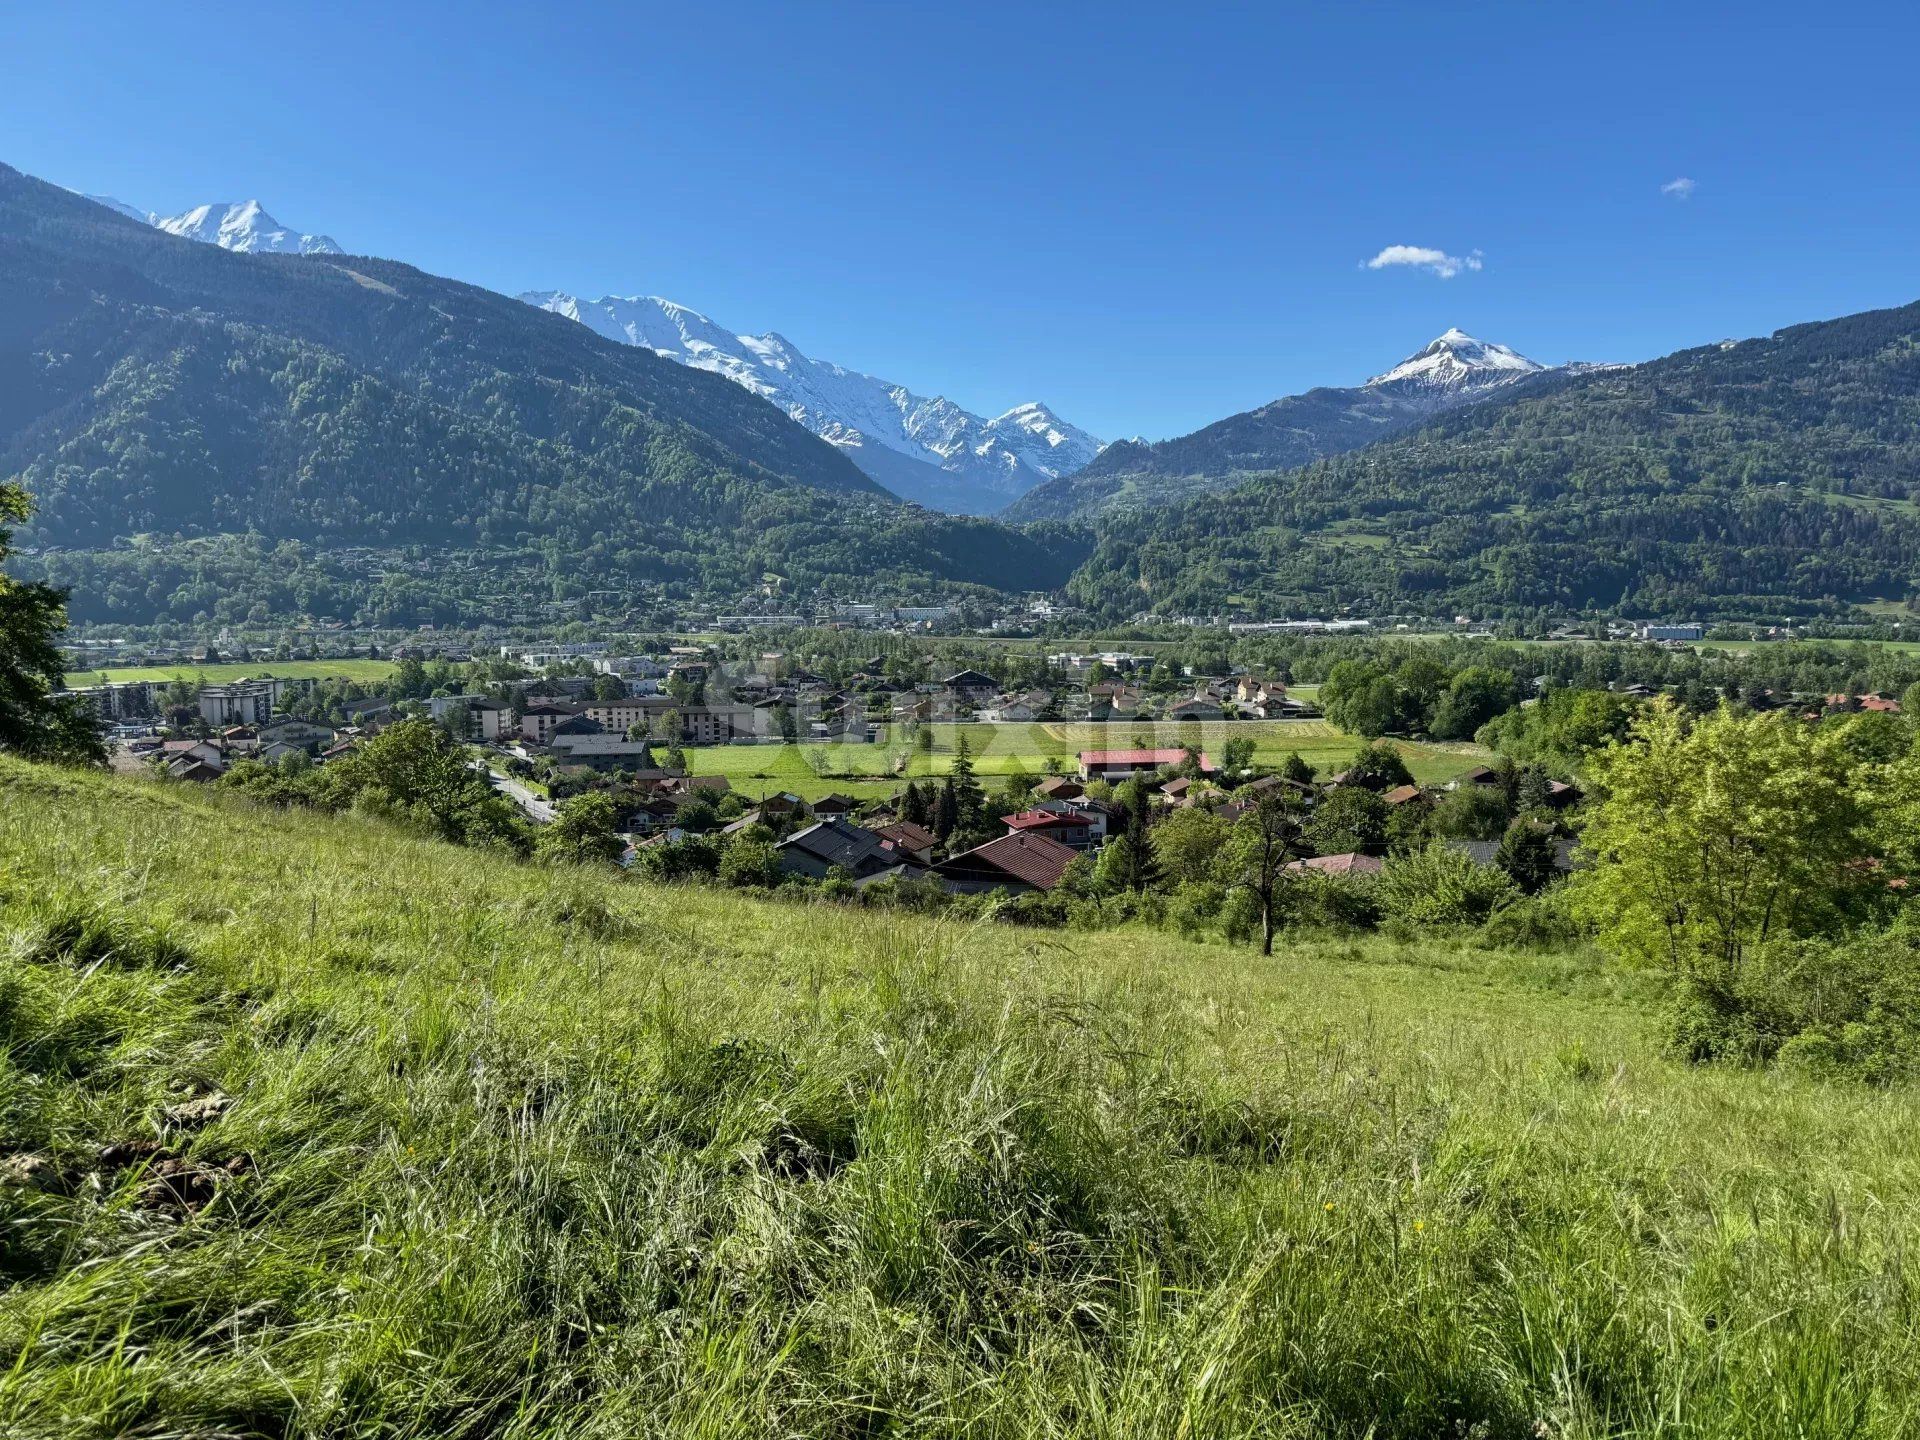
left=63, top=658, right=397, bottom=688
left=682, top=718, right=1492, bottom=801
left=2, top=757, right=1916, bottom=1436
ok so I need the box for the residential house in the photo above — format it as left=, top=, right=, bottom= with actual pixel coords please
left=1001, top=809, right=1096, bottom=851
left=873, top=820, right=938, bottom=864
left=1166, top=695, right=1226, bottom=722
left=775, top=819, right=918, bottom=880
left=942, top=670, right=999, bottom=702
left=1034, top=776, right=1086, bottom=803
left=809, top=793, right=858, bottom=816
left=934, top=832, right=1079, bottom=895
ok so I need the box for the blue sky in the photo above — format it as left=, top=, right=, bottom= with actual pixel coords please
left=4, top=1, right=1917, bottom=441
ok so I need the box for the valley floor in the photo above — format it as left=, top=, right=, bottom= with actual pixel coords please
left=1, top=760, right=1915, bottom=1438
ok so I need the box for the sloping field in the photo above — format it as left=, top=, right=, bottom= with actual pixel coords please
left=1, top=759, right=1915, bottom=1437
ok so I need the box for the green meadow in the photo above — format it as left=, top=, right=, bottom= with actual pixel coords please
left=2, top=757, right=1916, bottom=1437
left=62, top=658, right=398, bottom=689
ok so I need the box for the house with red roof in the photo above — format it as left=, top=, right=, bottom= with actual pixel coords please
left=1001, top=809, right=1096, bottom=850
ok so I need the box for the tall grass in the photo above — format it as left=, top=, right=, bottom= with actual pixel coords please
left=0, top=758, right=1915, bottom=1437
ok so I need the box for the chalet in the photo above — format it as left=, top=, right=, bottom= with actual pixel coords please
left=1079, top=748, right=1215, bottom=782
left=1167, top=695, right=1226, bottom=722
left=1001, top=809, right=1096, bottom=850
left=1235, top=676, right=1287, bottom=706
left=1381, top=784, right=1424, bottom=806
left=809, top=793, right=858, bottom=816
left=934, top=832, right=1079, bottom=895
left=776, top=819, right=916, bottom=880
left=873, top=819, right=938, bottom=864
left=1034, top=776, right=1086, bottom=803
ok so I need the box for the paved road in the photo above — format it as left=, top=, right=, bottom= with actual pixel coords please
left=472, top=762, right=555, bottom=824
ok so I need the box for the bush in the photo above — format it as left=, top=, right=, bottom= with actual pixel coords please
left=1478, top=889, right=1586, bottom=951
left=1694, top=930, right=1920, bottom=1083
left=1378, top=845, right=1519, bottom=927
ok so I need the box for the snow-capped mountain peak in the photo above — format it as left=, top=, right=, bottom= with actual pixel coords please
left=77, top=190, right=345, bottom=255
left=152, top=200, right=344, bottom=255
left=1367, top=329, right=1546, bottom=391
left=523, top=289, right=1101, bottom=513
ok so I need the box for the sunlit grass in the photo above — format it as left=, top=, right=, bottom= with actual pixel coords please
left=1, top=758, right=1915, bottom=1437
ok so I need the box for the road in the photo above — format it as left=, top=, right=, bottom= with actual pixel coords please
left=471, top=762, right=555, bottom=824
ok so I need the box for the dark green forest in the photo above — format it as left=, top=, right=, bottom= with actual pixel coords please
left=1070, top=301, right=1920, bottom=620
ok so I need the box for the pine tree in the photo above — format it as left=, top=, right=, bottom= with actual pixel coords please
left=902, top=780, right=930, bottom=826
left=950, top=736, right=986, bottom=828
left=933, top=777, right=959, bottom=840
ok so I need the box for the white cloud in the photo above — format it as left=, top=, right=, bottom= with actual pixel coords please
left=1661, top=176, right=1697, bottom=200
left=1362, top=244, right=1484, bottom=280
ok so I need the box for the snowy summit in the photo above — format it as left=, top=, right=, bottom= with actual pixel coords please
left=1367, top=328, right=1546, bottom=393
left=83, top=193, right=343, bottom=255
left=522, top=291, right=1101, bottom=514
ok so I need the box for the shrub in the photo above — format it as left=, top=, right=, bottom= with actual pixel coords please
left=1378, top=845, right=1519, bottom=927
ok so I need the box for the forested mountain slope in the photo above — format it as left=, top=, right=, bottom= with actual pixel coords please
left=1009, top=330, right=1551, bottom=522
left=0, top=166, right=1081, bottom=603
left=1070, top=301, right=1920, bottom=620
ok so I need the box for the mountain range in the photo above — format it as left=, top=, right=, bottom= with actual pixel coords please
left=1007, top=328, right=1559, bottom=521
left=520, top=291, right=1102, bottom=514
left=13, top=162, right=1920, bottom=628
left=2, top=165, right=1082, bottom=617
left=82, top=195, right=344, bottom=255
left=76, top=186, right=1104, bottom=515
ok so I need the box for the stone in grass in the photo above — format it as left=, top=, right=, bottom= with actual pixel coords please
left=162, top=1091, right=233, bottom=1129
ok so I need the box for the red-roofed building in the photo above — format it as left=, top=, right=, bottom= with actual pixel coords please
left=935, top=832, right=1079, bottom=894
left=1001, top=809, right=1096, bottom=850
left=1078, top=748, right=1214, bottom=782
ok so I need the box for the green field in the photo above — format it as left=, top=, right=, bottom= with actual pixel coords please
left=684, top=719, right=1489, bottom=802
left=63, top=658, right=398, bottom=688
left=2, top=758, right=1916, bottom=1436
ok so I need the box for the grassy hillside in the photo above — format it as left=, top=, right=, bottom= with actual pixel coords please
left=2, top=758, right=1917, bottom=1437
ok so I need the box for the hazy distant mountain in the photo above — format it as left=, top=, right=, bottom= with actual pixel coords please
left=83, top=194, right=343, bottom=255
left=522, top=290, right=1102, bottom=514
left=1007, top=328, right=1555, bottom=521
